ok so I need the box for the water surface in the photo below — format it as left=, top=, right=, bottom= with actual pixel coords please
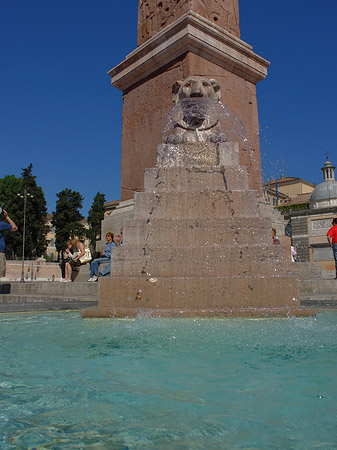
left=0, top=312, right=336, bottom=449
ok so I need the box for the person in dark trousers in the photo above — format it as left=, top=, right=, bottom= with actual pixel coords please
left=88, top=232, right=116, bottom=282
left=0, top=209, right=18, bottom=279
left=272, top=228, right=280, bottom=244
left=327, top=218, right=337, bottom=279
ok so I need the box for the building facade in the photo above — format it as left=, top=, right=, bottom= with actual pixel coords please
left=289, top=158, right=337, bottom=272
left=264, top=175, right=315, bottom=207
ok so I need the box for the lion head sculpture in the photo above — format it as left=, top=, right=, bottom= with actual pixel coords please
left=165, top=76, right=227, bottom=144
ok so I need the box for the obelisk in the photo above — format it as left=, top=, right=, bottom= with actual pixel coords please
left=109, top=0, right=269, bottom=200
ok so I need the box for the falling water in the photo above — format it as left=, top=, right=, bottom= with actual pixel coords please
left=163, top=98, right=249, bottom=144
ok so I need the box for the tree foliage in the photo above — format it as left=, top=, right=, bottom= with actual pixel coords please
left=276, top=203, right=309, bottom=214
left=87, top=192, right=106, bottom=251
left=3, top=164, right=49, bottom=259
left=52, top=189, right=85, bottom=253
left=0, top=175, right=22, bottom=206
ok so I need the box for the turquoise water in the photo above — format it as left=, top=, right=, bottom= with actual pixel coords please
left=0, top=312, right=336, bottom=450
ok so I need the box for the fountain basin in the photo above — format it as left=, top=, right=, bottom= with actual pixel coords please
left=1, top=311, right=335, bottom=448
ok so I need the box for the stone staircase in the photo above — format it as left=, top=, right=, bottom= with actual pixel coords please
left=0, top=281, right=98, bottom=313
left=83, top=145, right=305, bottom=318
left=294, top=262, right=337, bottom=309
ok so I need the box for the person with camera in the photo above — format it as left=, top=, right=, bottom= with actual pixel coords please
left=0, top=209, right=18, bottom=279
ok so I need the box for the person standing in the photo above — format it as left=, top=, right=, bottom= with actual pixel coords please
left=272, top=228, right=280, bottom=244
left=291, top=241, right=297, bottom=263
left=0, top=209, right=18, bottom=279
left=326, top=218, right=337, bottom=279
left=116, top=227, right=123, bottom=247
left=88, top=232, right=116, bottom=282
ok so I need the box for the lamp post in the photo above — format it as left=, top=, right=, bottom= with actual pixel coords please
left=18, top=189, right=33, bottom=283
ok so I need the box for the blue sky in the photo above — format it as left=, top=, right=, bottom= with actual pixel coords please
left=1, top=0, right=336, bottom=215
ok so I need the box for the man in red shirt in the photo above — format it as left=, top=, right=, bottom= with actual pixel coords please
left=326, top=218, right=337, bottom=279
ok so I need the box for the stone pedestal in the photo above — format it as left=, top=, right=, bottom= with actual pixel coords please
left=82, top=143, right=310, bottom=318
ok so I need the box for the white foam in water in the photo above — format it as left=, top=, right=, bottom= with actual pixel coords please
left=0, top=311, right=336, bottom=449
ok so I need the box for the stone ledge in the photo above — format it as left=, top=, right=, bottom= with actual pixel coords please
left=0, top=301, right=97, bottom=314
left=300, top=299, right=337, bottom=309
left=134, top=190, right=260, bottom=219
left=96, top=275, right=299, bottom=313
left=0, top=294, right=97, bottom=304
left=5, top=281, right=98, bottom=297
left=108, top=11, right=269, bottom=90
left=144, top=164, right=248, bottom=192
left=82, top=306, right=315, bottom=319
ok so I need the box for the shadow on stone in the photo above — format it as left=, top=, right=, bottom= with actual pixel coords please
left=0, top=283, right=11, bottom=295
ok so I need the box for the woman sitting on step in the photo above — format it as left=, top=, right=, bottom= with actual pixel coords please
left=62, top=238, right=85, bottom=282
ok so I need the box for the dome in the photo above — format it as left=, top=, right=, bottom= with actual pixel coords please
left=309, top=180, right=337, bottom=202
left=309, top=158, right=337, bottom=209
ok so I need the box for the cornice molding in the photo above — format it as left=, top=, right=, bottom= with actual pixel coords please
left=108, top=11, right=270, bottom=91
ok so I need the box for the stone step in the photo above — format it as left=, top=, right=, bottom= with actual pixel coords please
left=72, top=264, right=91, bottom=282
left=95, top=275, right=299, bottom=312
left=322, top=270, right=336, bottom=280
left=0, top=281, right=98, bottom=313
left=134, top=190, right=260, bottom=219
left=292, top=262, right=323, bottom=280
left=300, top=298, right=337, bottom=309
left=108, top=244, right=291, bottom=278
left=300, top=294, right=337, bottom=301
left=299, top=279, right=337, bottom=295
left=0, top=300, right=97, bottom=313
left=0, top=294, right=97, bottom=304
left=144, top=166, right=249, bottom=193
left=7, top=281, right=98, bottom=297
left=122, top=217, right=273, bottom=247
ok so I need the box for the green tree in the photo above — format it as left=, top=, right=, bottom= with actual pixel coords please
left=4, top=164, right=49, bottom=259
left=52, top=189, right=85, bottom=255
left=87, top=192, right=106, bottom=251
left=0, top=175, right=22, bottom=206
